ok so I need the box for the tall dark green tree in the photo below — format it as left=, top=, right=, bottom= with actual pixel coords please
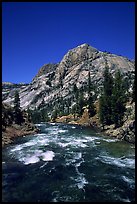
left=30, top=108, right=42, bottom=123
left=87, top=93, right=96, bottom=117
left=111, top=69, right=126, bottom=127
left=13, top=91, right=24, bottom=125
left=88, top=71, right=92, bottom=94
left=73, top=84, right=79, bottom=101
left=99, top=65, right=114, bottom=126
left=87, top=71, right=96, bottom=117
left=40, top=108, right=49, bottom=122
left=77, top=90, right=85, bottom=116
left=99, top=94, right=106, bottom=129
left=52, top=107, right=58, bottom=122
left=26, top=107, right=32, bottom=123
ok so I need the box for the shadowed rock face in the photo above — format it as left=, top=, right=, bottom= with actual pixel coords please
left=2, top=43, right=135, bottom=111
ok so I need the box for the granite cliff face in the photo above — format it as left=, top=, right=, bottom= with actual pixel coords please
left=3, top=43, right=135, bottom=113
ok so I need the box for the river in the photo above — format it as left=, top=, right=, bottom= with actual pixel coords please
left=2, top=123, right=135, bottom=202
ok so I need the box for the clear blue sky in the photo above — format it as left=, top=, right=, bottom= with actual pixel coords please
left=2, top=2, right=135, bottom=84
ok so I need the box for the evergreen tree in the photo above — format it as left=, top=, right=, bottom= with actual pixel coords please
left=58, top=97, right=65, bottom=116
left=99, top=66, right=114, bottom=125
left=99, top=95, right=106, bottom=129
left=73, top=84, right=79, bottom=101
left=26, top=107, right=32, bottom=123
left=31, top=108, right=42, bottom=123
left=123, top=76, right=130, bottom=100
left=103, top=66, right=113, bottom=97
left=88, top=71, right=92, bottom=94
left=71, top=103, right=78, bottom=119
left=40, top=108, right=49, bottom=122
left=77, top=90, right=85, bottom=116
left=88, top=92, right=96, bottom=117
left=52, top=107, right=58, bottom=122
left=86, top=71, right=96, bottom=117
left=111, top=69, right=126, bottom=127
left=13, top=91, right=24, bottom=125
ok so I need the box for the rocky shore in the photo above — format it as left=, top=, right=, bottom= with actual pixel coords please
left=55, top=102, right=135, bottom=144
left=2, top=123, right=39, bottom=147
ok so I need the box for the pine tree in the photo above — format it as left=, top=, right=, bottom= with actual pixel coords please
left=71, top=103, right=78, bottom=119
left=103, top=66, right=113, bottom=97
left=73, top=84, right=79, bottom=101
left=87, top=71, right=96, bottom=117
left=77, top=90, right=85, bottom=116
left=99, top=65, right=114, bottom=126
left=111, top=69, right=126, bottom=127
left=52, top=107, right=58, bottom=122
left=13, top=91, right=24, bottom=125
left=40, top=108, right=49, bottom=122
left=99, top=95, right=106, bottom=129
left=88, top=71, right=92, bottom=94
left=26, top=107, right=32, bottom=123
left=88, top=92, right=96, bottom=117
left=31, top=108, right=42, bottom=123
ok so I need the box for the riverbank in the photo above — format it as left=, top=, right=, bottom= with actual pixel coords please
left=55, top=105, right=135, bottom=144
left=2, top=123, right=39, bottom=147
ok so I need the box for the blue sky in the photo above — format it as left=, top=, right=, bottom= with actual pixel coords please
left=2, top=2, right=135, bottom=84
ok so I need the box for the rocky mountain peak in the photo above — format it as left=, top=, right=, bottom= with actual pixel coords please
left=60, top=43, right=98, bottom=66
left=34, top=63, right=58, bottom=79
left=2, top=43, right=135, bottom=111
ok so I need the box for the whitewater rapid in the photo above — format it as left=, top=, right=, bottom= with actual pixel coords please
left=2, top=123, right=135, bottom=202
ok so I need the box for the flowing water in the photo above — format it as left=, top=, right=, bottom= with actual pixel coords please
left=2, top=123, right=135, bottom=202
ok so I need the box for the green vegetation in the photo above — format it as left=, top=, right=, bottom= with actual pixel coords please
left=16, top=67, right=133, bottom=128
left=99, top=67, right=128, bottom=128
left=2, top=104, right=14, bottom=130
left=13, top=91, right=24, bottom=125
left=99, top=66, right=114, bottom=126
left=111, top=70, right=126, bottom=127
left=28, top=107, right=49, bottom=124
left=87, top=71, right=96, bottom=117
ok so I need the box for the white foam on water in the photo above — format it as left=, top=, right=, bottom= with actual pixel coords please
left=66, top=152, right=84, bottom=168
left=16, top=149, right=55, bottom=164
left=58, top=142, right=70, bottom=147
left=71, top=126, right=76, bottom=129
left=122, top=176, right=134, bottom=185
left=34, top=149, right=43, bottom=155
left=102, top=138, right=119, bottom=142
left=121, top=198, right=130, bottom=202
left=40, top=162, right=48, bottom=168
left=36, top=133, right=48, bottom=136
left=95, top=141, right=101, bottom=144
left=35, top=124, right=42, bottom=127
left=76, top=152, right=82, bottom=160
left=78, top=143, right=87, bottom=148
left=97, top=155, right=135, bottom=169
left=58, top=130, right=68, bottom=133
left=41, top=151, right=55, bottom=161
left=71, top=139, right=88, bottom=148
left=84, top=136, right=100, bottom=142
left=76, top=175, right=88, bottom=189
left=23, top=155, right=40, bottom=165
left=49, top=122, right=56, bottom=125
left=36, top=137, right=49, bottom=146
left=22, top=139, right=38, bottom=147
left=73, top=163, right=88, bottom=189
left=10, top=145, right=23, bottom=152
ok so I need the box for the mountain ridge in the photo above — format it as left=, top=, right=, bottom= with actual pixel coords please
left=2, top=43, right=135, bottom=112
